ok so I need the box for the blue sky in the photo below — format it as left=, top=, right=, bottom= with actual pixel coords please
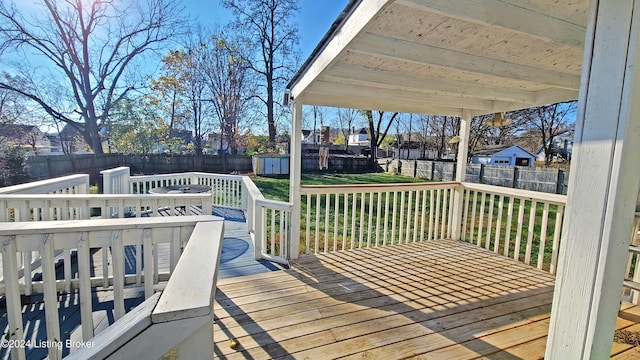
left=184, top=0, right=349, bottom=60
left=15, top=0, right=349, bottom=66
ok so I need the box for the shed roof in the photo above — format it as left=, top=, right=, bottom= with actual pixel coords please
left=288, top=0, right=587, bottom=116
left=472, top=144, right=537, bottom=157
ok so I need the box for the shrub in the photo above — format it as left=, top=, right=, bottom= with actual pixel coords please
left=0, top=145, right=29, bottom=186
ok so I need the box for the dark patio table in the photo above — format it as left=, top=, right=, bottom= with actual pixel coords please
left=148, top=185, right=211, bottom=194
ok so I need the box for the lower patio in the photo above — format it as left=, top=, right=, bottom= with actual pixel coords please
left=214, top=240, right=640, bottom=359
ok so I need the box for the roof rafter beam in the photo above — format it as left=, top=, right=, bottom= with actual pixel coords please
left=325, top=63, right=538, bottom=103
left=302, top=92, right=464, bottom=116
left=311, top=80, right=495, bottom=110
left=397, top=0, right=585, bottom=48
left=534, top=88, right=579, bottom=104
left=351, top=32, right=581, bottom=90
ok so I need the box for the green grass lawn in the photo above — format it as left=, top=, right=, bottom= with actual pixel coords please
left=251, top=173, right=427, bottom=202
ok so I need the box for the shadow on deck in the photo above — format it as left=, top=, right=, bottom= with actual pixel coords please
left=213, top=240, right=640, bottom=359
left=0, top=207, right=280, bottom=359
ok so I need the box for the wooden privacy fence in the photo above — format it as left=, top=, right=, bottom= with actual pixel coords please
left=27, top=154, right=254, bottom=183
left=382, top=159, right=568, bottom=194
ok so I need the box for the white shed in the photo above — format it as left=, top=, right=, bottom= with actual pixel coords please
left=471, top=145, right=536, bottom=167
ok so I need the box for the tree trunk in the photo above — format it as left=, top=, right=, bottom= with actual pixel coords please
left=267, top=75, right=276, bottom=146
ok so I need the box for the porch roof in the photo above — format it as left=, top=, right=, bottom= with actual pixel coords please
left=287, top=0, right=586, bottom=116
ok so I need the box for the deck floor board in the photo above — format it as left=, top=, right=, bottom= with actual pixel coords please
left=214, top=240, right=640, bottom=359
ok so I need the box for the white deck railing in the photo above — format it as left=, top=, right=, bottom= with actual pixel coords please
left=297, top=181, right=568, bottom=275
left=0, top=174, right=89, bottom=195
left=0, top=215, right=221, bottom=360
left=128, top=172, right=244, bottom=210
left=101, top=167, right=130, bottom=195
left=68, top=219, right=224, bottom=359
left=300, top=182, right=459, bottom=253
left=120, top=169, right=292, bottom=263
left=461, top=183, right=566, bottom=274
left=254, top=199, right=292, bottom=264
left=0, top=193, right=212, bottom=222
left=0, top=194, right=212, bottom=294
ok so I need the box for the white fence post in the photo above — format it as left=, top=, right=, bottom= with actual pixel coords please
left=100, top=167, right=130, bottom=195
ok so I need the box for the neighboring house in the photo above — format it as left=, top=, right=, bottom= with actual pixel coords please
left=471, top=145, right=536, bottom=167
left=0, top=124, right=51, bottom=155
left=46, top=134, right=63, bottom=154
left=536, top=130, right=574, bottom=162
left=301, top=129, right=321, bottom=144
left=302, top=128, right=340, bottom=145
left=170, top=129, right=193, bottom=145
left=205, top=132, right=245, bottom=155
left=59, top=124, right=89, bottom=154
left=348, top=128, right=369, bottom=146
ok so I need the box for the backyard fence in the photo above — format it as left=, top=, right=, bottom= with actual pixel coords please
left=381, top=159, right=568, bottom=194
left=25, top=154, right=254, bottom=184
left=25, top=154, right=375, bottom=186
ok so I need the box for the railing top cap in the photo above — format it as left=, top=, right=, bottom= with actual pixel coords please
left=129, top=171, right=244, bottom=180
left=100, top=166, right=130, bottom=174
left=0, top=215, right=223, bottom=235
left=152, top=220, right=224, bottom=323
left=0, top=174, right=89, bottom=194
left=301, top=181, right=460, bottom=190
left=0, top=193, right=212, bottom=199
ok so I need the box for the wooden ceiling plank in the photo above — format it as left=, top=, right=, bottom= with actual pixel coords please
left=351, top=32, right=581, bottom=90
left=396, top=0, right=585, bottom=48
left=326, top=63, right=538, bottom=103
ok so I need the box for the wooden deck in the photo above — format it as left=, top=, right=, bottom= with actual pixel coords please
left=0, top=208, right=280, bottom=359
left=214, top=240, right=640, bottom=359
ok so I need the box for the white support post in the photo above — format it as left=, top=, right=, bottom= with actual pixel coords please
left=254, top=204, right=264, bottom=261
left=2, top=236, right=25, bottom=360
left=289, top=101, right=303, bottom=260
left=451, top=109, right=471, bottom=241
left=102, top=171, right=113, bottom=195
left=546, top=0, right=640, bottom=358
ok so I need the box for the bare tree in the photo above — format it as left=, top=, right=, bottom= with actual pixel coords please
left=0, top=0, right=187, bottom=154
left=182, top=44, right=210, bottom=157
left=337, top=108, right=360, bottom=152
left=150, top=56, right=190, bottom=134
left=512, top=102, right=577, bottom=166
left=223, top=0, right=299, bottom=146
left=202, top=31, right=254, bottom=156
left=0, top=73, right=29, bottom=126
left=427, top=115, right=455, bottom=159
left=364, top=110, right=398, bottom=167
